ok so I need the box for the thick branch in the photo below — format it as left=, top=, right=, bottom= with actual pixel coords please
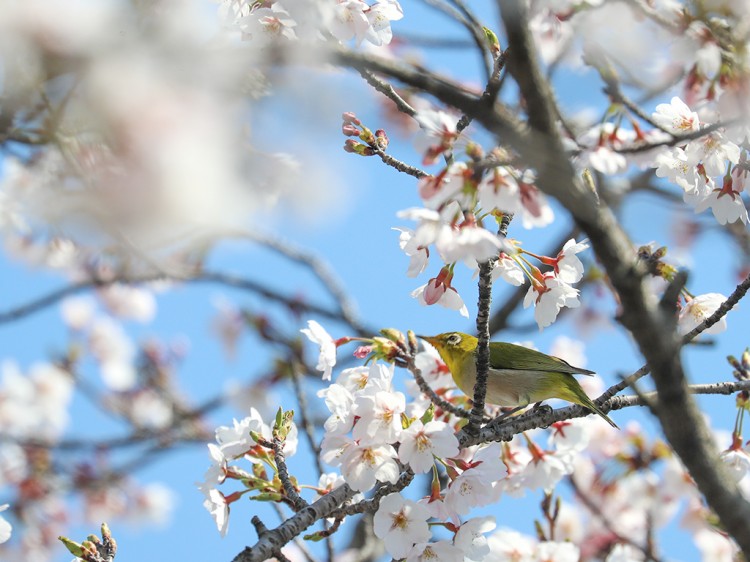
left=498, top=1, right=750, bottom=556
left=231, top=484, right=355, bottom=562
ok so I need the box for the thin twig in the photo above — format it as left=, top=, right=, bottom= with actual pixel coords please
left=372, top=148, right=429, bottom=178
left=421, top=0, right=492, bottom=80
left=270, top=436, right=308, bottom=512
left=357, top=69, right=417, bottom=118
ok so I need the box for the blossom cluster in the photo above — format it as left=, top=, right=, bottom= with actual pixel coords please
left=523, top=1, right=750, bottom=225
left=375, top=103, right=587, bottom=328
left=198, top=408, right=299, bottom=536
left=653, top=98, right=748, bottom=225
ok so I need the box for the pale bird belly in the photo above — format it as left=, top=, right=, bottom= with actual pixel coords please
left=459, top=368, right=554, bottom=407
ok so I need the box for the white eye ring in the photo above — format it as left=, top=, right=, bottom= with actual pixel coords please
left=447, top=334, right=461, bottom=345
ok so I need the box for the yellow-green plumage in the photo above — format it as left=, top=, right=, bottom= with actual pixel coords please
left=419, top=332, right=617, bottom=428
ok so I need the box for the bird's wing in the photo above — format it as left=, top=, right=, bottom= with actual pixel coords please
left=488, top=342, right=595, bottom=375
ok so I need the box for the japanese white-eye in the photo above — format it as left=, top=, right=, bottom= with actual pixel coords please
left=419, top=332, right=617, bottom=428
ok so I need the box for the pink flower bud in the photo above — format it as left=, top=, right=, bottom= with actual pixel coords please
left=353, top=345, right=372, bottom=359
left=423, top=277, right=447, bottom=305
left=342, top=124, right=360, bottom=136
left=342, top=112, right=361, bottom=125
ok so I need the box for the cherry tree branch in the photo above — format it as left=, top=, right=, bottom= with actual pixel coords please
left=357, top=69, right=417, bottom=118
left=231, top=469, right=414, bottom=562
left=231, top=484, right=356, bottom=562
left=459, top=379, right=750, bottom=448
left=372, top=148, right=429, bottom=178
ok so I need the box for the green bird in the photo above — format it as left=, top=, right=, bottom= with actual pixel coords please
left=419, top=332, right=618, bottom=428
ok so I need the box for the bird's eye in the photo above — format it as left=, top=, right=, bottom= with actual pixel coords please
left=447, top=334, right=461, bottom=345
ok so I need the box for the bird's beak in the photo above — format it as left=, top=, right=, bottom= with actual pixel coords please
left=417, top=335, right=438, bottom=347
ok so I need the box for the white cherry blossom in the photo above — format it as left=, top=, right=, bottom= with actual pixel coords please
left=405, top=540, right=464, bottom=562
left=352, top=389, right=406, bottom=444
left=393, top=227, right=429, bottom=277
left=373, top=493, right=432, bottom=559
left=552, top=238, right=589, bottom=283
left=524, top=272, right=581, bottom=329
left=412, top=276, right=469, bottom=318
left=453, top=515, right=497, bottom=561
left=492, top=252, right=526, bottom=286
left=654, top=146, right=698, bottom=192
left=677, top=293, right=728, bottom=335
left=340, top=442, right=400, bottom=492
left=684, top=132, right=740, bottom=177
left=652, top=96, right=701, bottom=134
left=398, top=420, right=459, bottom=473
left=201, top=488, right=230, bottom=537
left=320, top=384, right=355, bottom=436
left=215, top=411, right=267, bottom=460
left=301, top=320, right=337, bottom=381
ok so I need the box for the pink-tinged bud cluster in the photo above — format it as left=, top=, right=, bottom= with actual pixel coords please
left=340, top=113, right=390, bottom=157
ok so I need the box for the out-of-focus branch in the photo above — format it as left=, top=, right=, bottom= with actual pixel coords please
left=568, top=475, right=663, bottom=562
left=421, top=0, right=493, bottom=80
left=357, top=69, right=417, bottom=118
left=0, top=268, right=373, bottom=335
left=239, top=231, right=365, bottom=333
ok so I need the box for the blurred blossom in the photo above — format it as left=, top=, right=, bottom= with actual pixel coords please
left=128, top=482, right=176, bottom=527
left=60, top=296, right=96, bottom=331
left=98, top=284, right=157, bottom=323
left=212, top=297, right=246, bottom=360
left=0, top=504, right=10, bottom=544
left=129, top=390, right=174, bottom=430
left=224, top=379, right=277, bottom=420
left=549, top=336, right=587, bottom=368
left=485, top=528, right=537, bottom=561
left=0, top=361, right=73, bottom=440
left=88, top=317, right=137, bottom=390
left=0, top=443, right=28, bottom=488
left=693, top=528, right=738, bottom=562
left=0, top=0, right=307, bottom=275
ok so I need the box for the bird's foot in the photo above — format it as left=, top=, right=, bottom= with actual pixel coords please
left=492, top=405, right=525, bottom=425
left=532, top=402, right=553, bottom=416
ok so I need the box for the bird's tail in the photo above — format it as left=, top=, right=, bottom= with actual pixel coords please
left=585, top=399, right=618, bottom=429
left=565, top=382, right=619, bottom=429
